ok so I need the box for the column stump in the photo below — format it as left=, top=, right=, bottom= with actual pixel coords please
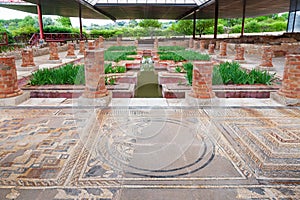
left=0, top=57, right=29, bottom=106
left=78, top=49, right=111, bottom=107
left=257, top=46, right=275, bottom=71
left=271, top=54, right=300, bottom=106
left=18, top=48, right=38, bottom=71
left=66, top=43, right=77, bottom=59
left=186, top=61, right=218, bottom=106
left=48, top=42, right=62, bottom=63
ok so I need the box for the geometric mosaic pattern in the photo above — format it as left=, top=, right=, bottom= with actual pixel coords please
left=0, top=107, right=299, bottom=199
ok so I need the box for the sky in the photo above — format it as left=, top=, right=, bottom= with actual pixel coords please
left=0, top=7, right=113, bottom=26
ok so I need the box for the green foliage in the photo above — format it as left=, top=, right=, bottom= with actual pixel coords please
left=56, top=17, right=72, bottom=27
left=176, top=50, right=210, bottom=61
left=175, top=66, right=184, bottom=73
left=183, top=62, right=193, bottom=85
left=158, top=46, right=185, bottom=51
left=159, top=50, right=210, bottom=62
left=107, top=46, right=136, bottom=52
left=139, top=19, right=162, bottom=28
left=159, top=52, right=185, bottom=62
left=44, top=26, right=72, bottom=33
left=104, top=63, right=126, bottom=74
left=104, top=51, right=136, bottom=62
left=29, top=64, right=85, bottom=86
left=90, top=29, right=120, bottom=39
left=105, top=76, right=116, bottom=85
left=212, top=62, right=276, bottom=85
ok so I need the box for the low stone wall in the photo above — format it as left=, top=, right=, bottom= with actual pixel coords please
left=0, top=44, right=68, bottom=60
left=227, top=42, right=300, bottom=57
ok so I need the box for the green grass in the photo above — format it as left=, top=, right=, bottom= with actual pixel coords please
left=158, top=46, right=185, bottom=51
left=104, top=51, right=136, bottom=62
left=183, top=61, right=276, bottom=86
left=29, top=64, right=85, bottom=86
left=29, top=63, right=127, bottom=86
left=106, top=46, right=136, bottom=52
left=158, top=50, right=210, bottom=62
left=213, top=62, right=276, bottom=85
left=176, top=50, right=210, bottom=61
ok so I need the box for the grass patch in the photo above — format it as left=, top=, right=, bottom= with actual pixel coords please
left=158, top=46, right=185, bottom=51
left=106, top=46, right=136, bottom=52
left=183, top=61, right=276, bottom=86
left=104, top=51, right=136, bottom=62
left=29, top=64, right=85, bottom=86
left=159, top=50, right=210, bottom=62
left=29, top=63, right=127, bottom=86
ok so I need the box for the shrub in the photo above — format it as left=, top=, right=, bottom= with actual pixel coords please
left=104, top=51, right=136, bottom=62
left=176, top=50, right=210, bottom=61
left=183, top=62, right=193, bottom=85
left=105, top=63, right=126, bottom=74
left=29, top=64, right=85, bottom=85
left=159, top=52, right=185, bottom=62
left=44, top=26, right=72, bottom=33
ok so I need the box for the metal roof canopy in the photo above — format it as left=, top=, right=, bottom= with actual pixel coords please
left=0, top=0, right=290, bottom=20
left=182, top=0, right=290, bottom=20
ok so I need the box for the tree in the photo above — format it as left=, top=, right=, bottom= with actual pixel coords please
left=173, top=20, right=193, bottom=35
left=128, top=19, right=138, bottom=28
left=138, top=19, right=162, bottom=38
left=138, top=19, right=162, bottom=29
left=56, top=17, right=72, bottom=27
left=196, top=19, right=214, bottom=37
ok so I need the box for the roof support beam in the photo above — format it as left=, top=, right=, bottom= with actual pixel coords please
left=241, top=0, right=246, bottom=37
left=213, top=0, right=218, bottom=39
left=176, top=0, right=214, bottom=20
left=37, top=2, right=44, bottom=40
left=78, top=0, right=116, bottom=21
left=193, top=11, right=196, bottom=39
left=79, top=2, right=83, bottom=40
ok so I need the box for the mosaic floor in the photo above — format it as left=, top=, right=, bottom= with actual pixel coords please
left=0, top=106, right=299, bottom=199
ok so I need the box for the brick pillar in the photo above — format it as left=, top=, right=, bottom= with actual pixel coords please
left=259, top=46, right=273, bottom=67
left=0, top=57, right=23, bottom=98
left=278, top=54, right=300, bottom=99
left=117, top=37, right=121, bottom=46
left=189, top=61, right=215, bottom=99
left=219, top=42, right=227, bottom=57
left=48, top=42, right=60, bottom=61
left=193, top=40, right=198, bottom=50
left=88, top=41, right=95, bottom=50
left=189, top=38, right=193, bottom=49
left=235, top=46, right=245, bottom=61
left=208, top=44, right=215, bottom=54
left=154, top=38, right=158, bottom=49
left=21, top=49, right=36, bottom=67
left=66, top=43, right=76, bottom=58
left=135, top=39, right=139, bottom=48
left=215, top=41, right=220, bottom=50
left=82, top=49, right=108, bottom=98
left=94, top=39, right=100, bottom=49
left=79, top=41, right=85, bottom=54
left=200, top=40, right=206, bottom=52
left=99, top=36, right=104, bottom=48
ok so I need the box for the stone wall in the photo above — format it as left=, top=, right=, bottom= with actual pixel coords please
left=0, top=44, right=68, bottom=60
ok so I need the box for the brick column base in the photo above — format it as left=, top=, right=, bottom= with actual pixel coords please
left=18, top=48, right=39, bottom=71
left=0, top=57, right=23, bottom=98
left=66, top=43, right=77, bottom=59
left=48, top=42, right=62, bottom=63
left=208, top=44, right=215, bottom=55
left=257, top=46, right=275, bottom=71
left=78, top=41, right=85, bottom=55
left=218, top=42, right=227, bottom=57
left=99, top=36, right=104, bottom=48
left=79, top=49, right=111, bottom=106
left=271, top=54, right=300, bottom=106
left=235, top=46, right=245, bottom=62
left=186, top=61, right=217, bottom=105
